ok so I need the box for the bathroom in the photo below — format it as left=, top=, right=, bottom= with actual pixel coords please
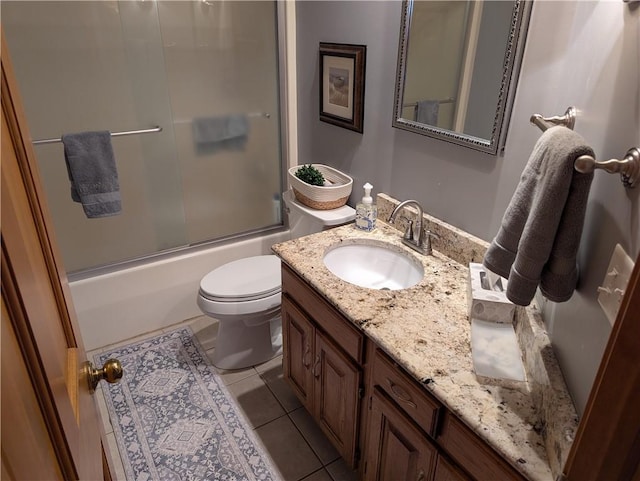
left=1, top=1, right=638, bottom=480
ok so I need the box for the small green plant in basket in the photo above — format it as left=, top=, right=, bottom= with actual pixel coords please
left=295, top=164, right=325, bottom=186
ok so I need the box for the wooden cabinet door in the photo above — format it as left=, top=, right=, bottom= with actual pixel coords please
left=314, top=330, right=362, bottom=468
left=364, top=387, right=437, bottom=481
left=282, top=295, right=315, bottom=410
left=433, top=455, right=471, bottom=481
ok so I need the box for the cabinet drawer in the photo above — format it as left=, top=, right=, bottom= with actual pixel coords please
left=282, top=265, right=364, bottom=363
left=372, top=348, right=441, bottom=436
left=439, top=412, right=526, bottom=481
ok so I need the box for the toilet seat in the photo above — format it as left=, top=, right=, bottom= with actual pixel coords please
left=199, top=255, right=281, bottom=302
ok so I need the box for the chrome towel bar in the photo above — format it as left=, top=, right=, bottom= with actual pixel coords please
left=403, top=98, right=455, bottom=108
left=530, top=106, right=576, bottom=131
left=530, top=106, right=639, bottom=188
left=32, top=125, right=163, bottom=145
left=575, top=148, right=640, bottom=188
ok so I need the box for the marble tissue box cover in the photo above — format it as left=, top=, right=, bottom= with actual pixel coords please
left=467, top=262, right=515, bottom=323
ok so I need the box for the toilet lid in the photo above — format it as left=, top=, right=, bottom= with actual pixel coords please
left=200, top=255, right=281, bottom=302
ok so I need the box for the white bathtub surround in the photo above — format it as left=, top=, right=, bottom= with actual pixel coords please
left=71, top=231, right=289, bottom=351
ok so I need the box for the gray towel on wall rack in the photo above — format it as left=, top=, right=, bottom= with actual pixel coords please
left=483, top=126, right=595, bottom=306
left=62, top=130, right=122, bottom=219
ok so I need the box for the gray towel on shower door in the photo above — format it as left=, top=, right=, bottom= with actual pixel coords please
left=192, top=114, right=249, bottom=154
left=483, top=126, right=594, bottom=306
left=62, top=130, right=122, bottom=218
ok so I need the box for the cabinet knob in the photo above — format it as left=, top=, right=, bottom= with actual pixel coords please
left=417, top=469, right=425, bottom=481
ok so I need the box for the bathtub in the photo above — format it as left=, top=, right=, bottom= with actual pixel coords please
left=71, top=230, right=290, bottom=351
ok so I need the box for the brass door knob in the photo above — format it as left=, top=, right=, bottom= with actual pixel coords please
left=86, top=358, right=123, bottom=392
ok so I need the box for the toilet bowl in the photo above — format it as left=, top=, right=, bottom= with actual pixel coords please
left=197, top=255, right=282, bottom=370
left=197, top=189, right=356, bottom=370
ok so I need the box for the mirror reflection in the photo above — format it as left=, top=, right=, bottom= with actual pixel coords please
left=393, top=0, right=532, bottom=154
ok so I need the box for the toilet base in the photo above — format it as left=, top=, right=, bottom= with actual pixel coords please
left=212, top=316, right=282, bottom=370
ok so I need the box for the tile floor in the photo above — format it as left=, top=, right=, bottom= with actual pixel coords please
left=89, top=315, right=359, bottom=481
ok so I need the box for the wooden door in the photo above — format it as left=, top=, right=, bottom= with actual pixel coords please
left=1, top=34, right=104, bottom=480
left=563, top=253, right=640, bottom=480
left=282, top=295, right=315, bottom=410
left=314, top=330, right=362, bottom=468
left=364, top=387, right=437, bottom=481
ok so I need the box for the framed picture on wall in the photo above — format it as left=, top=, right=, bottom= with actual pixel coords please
left=319, top=42, right=366, bottom=133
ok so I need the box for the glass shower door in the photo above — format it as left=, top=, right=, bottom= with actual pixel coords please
left=2, top=0, right=283, bottom=273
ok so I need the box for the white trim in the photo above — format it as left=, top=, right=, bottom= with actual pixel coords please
left=284, top=0, right=298, bottom=172
left=453, top=1, right=483, bottom=132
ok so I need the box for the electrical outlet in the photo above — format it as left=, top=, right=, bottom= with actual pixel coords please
left=597, top=244, right=634, bottom=326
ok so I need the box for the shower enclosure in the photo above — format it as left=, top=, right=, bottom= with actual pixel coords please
left=3, top=1, right=284, bottom=274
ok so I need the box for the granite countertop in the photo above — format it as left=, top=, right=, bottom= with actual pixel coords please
left=271, top=194, right=579, bottom=481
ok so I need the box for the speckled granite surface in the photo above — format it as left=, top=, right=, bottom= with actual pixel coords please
left=272, top=193, right=578, bottom=481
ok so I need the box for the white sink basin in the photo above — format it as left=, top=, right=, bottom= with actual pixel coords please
left=323, top=240, right=424, bottom=290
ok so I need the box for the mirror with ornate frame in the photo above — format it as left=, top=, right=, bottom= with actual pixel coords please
left=392, top=0, right=532, bottom=154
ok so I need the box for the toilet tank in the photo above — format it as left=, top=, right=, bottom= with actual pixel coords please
left=282, top=190, right=356, bottom=239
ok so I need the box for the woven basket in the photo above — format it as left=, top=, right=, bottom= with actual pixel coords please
left=288, top=164, right=353, bottom=210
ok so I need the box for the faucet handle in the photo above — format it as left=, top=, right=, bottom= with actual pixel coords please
left=400, top=216, right=414, bottom=241
left=421, top=229, right=439, bottom=255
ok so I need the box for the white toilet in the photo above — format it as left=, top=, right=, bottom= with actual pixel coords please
left=197, top=189, right=355, bottom=370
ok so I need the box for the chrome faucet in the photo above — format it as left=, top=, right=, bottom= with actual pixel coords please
left=387, top=200, right=438, bottom=255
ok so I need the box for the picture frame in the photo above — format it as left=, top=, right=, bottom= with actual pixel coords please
left=319, top=42, right=366, bottom=133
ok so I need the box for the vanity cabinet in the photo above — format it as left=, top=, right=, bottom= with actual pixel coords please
left=280, top=263, right=527, bottom=481
left=366, top=346, right=526, bottom=481
left=363, top=346, right=458, bottom=481
left=281, top=265, right=364, bottom=468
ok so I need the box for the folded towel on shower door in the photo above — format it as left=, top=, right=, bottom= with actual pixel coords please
left=192, top=114, right=249, bottom=154
left=62, top=130, right=122, bottom=219
left=482, top=126, right=594, bottom=306
left=415, top=100, right=439, bottom=125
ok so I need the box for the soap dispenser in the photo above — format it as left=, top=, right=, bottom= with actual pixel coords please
left=355, top=182, right=377, bottom=232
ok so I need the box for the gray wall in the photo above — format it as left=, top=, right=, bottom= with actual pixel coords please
left=296, top=1, right=640, bottom=415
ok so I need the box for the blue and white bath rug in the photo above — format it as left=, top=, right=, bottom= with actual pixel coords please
left=95, top=327, right=282, bottom=481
